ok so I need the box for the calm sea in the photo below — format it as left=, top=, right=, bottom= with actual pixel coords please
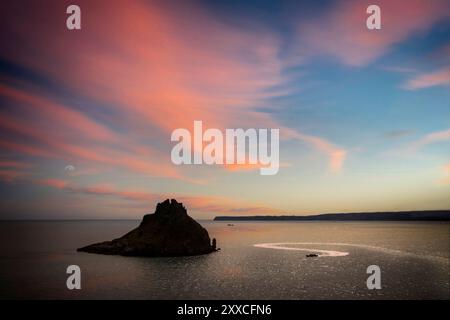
left=0, top=221, right=448, bottom=299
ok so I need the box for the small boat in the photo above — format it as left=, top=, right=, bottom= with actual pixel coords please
left=306, top=253, right=319, bottom=258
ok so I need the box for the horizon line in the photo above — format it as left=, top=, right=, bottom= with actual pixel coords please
left=2, top=209, right=450, bottom=222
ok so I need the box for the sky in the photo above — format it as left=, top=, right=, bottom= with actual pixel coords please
left=0, top=0, right=449, bottom=219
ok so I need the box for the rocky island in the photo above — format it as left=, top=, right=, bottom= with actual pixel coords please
left=77, top=199, right=217, bottom=257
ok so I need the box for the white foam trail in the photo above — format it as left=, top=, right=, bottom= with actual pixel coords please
left=253, top=242, right=449, bottom=263
left=253, top=242, right=348, bottom=257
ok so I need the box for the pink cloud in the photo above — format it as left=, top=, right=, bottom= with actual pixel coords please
left=404, top=66, right=450, bottom=90
left=439, top=163, right=450, bottom=185
left=34, top=178, right=277, bottom=215
left=0, top=140, right=57, bottom=158
left=0, top=170, right=29, bottom=182
left=0, top=0, right=347, bottom=176
left=0, top=160, right=32, bottom=169
left=284, top=129, right=347, bottom=172
left=296, top=0, right=450, bottom=66
left=0, top=84, right=118, bottom=143
left=0, top=84, right=185, bottom=180
left=37, top=178, right=69, bottom=189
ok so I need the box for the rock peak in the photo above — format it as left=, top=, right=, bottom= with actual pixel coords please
left=154, top=198, right=187, bottom=216
left=77, top=199, right=218, bottom=257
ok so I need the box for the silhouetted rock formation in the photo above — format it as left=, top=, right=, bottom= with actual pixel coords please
left=77, top=199, right=217, bottom=257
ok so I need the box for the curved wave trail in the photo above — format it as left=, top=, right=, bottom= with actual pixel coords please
left=253, top=242, right=449, bottom=263
left=253, top=242, right=349, bottom=257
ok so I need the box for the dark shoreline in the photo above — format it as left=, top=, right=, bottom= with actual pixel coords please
left=214, top=210, right=450, bottom=221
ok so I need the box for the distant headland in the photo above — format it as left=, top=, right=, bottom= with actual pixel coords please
left=214, top=210, right=450, bottom=221
left=78, top=199, right=218, bottom=257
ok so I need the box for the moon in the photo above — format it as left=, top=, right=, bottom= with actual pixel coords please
left=64, top=165, right=76, bottom=172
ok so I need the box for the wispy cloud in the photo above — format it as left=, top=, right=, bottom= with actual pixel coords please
left=403, top=66, right=450, bottom=90
left=0, top=0, right=347, bottom=179
left=0, top=84, right=186, bottom=180
left=36, top=178, right=278, bottom=215
left=295, top=0, right=450, bottom=66
left=285, top=130, right=347, bottom=172
left=409, top=128, right=450, bottom=150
